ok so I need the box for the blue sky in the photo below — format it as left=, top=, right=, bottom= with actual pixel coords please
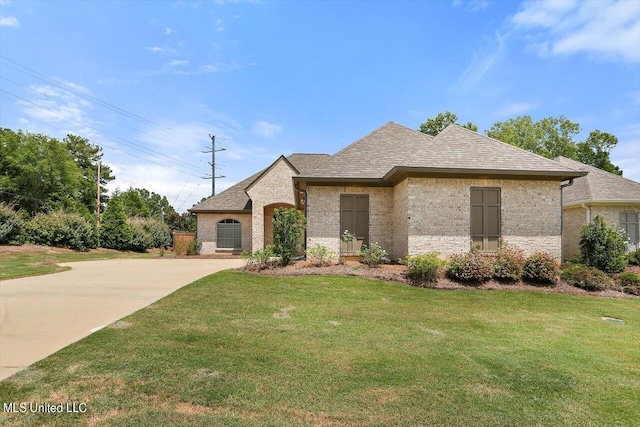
left=1, top=0, right=639, bottom=212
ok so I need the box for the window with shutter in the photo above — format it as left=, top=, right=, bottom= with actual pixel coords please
left=470, top=187, right=501, bottom=251
left=340, top=194, right=369, bottom=246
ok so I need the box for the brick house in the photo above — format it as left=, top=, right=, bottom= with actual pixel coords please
left=189, top=122, right=586, bottom=259
left=554, top=156, right=640, bottom=259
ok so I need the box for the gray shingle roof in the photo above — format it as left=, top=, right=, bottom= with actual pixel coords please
left=189, top=154, right=330, bottom=212
left=299, top=122, right=583, bottom=181
left=301, top=122, right=434, bottom=179
left=554, top=156, right=640, bottom=205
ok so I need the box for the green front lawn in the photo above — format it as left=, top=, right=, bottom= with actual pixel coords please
left=1, top=271, right=638, bottom=426
left=0, top=248, right=168, bottom=281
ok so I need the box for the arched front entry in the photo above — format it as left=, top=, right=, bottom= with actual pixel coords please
left=263, top=203, right=295, bottom=247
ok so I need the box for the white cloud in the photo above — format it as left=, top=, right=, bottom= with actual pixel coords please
left=18, top=84, right=96, bottom=131
left=165, top=27, right=175, bottom=35
left=252, top=120, right=282, bottom=139
left=216, top=19, right=225, bottom=32
left=168, top=59, right=189, bottom=67
left=0, top=15, right=19, bottom=27
left=145, top=46, right=178, bottom=55
left=495, top=101, right=534, bottom=117
left=453, top=0, right=489, bottom=12
left=511, top=0, right=640, bottom=63
left=453, top=31, right=506, bottom=93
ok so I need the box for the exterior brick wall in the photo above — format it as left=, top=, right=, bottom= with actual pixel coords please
left=562, top=206, right=587, bottom=260
left=407, top=178, right=562, bottom=258
left=246, top=158, right=298, bottom=251
left=196, top=213, right=252, bottom=254
left=590, top=204, right=640, bottom=252
left=392, top=179, right=408, bottom=259
left=306, top=186, right=394, bottom=256
left=306, top=178, right=563, bottom=260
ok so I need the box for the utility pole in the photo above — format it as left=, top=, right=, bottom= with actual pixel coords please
left=96, top=161, right=101, bottom=247
left=202, top=134, right=226, bottom=196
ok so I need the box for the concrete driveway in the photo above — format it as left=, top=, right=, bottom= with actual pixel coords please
left=0, top=258, right=244, bottom=381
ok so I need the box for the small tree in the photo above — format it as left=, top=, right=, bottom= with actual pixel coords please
left=100, top=197, right=133, bottom=250
left=273, top=207, right=306, bottom=266
left=579, top=215, right=627, bottom=273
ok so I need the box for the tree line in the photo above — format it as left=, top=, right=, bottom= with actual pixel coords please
left=0, top=128, right=196, bottom=239
left=419, top=112, right=622, bottom=175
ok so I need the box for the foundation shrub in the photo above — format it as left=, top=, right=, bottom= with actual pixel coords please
left=306, top=244, right=337, bottom=266
left=579, top=215, right=627, bottom=273
left=406, top=252, right=446, bottom=282
left=522, top=252, right=559, bottom=285
left=447, top=248, right=493, bottom=282
left=560, top=265, right=610, bottom=291
left=617, top=272, right=640, bottom=296
left=358, top=243, right=388, bottom=267
left=626, top=249, right=640, bottom=266
left=245, top=245, right=278, bottom=270
left=493, top=243, right=526, bottom=281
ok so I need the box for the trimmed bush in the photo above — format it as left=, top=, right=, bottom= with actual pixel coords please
left=358, top=242, right=388, bottom=267
left=273, top=207, right=306, bottom=266
left=579, top=215, right=627, bottom=273
left=560, top=265, right=610, bottom=291
left=26, top=211, right=96, bottom=251
left=407, top=252, right=446, bottom=282
left=186, top=239, right=202, bottom=256
left=0, top=203, right=24, bottom=244
left=306, top=244, right=337, bottom=266
left=626, top=249, right=640, bottom=266
left=493, top=243, right=526, bottom=281
left=245, top=244, right=278, bottom=270
left=447, top=249, right=493, bottom=282
left=523, top=252, right=559, bottom=285
left=127, top=217, right=171, bottom=252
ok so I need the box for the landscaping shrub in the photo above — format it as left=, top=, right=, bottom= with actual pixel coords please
left=26, top=211, right=96, bottom=251
left=185, top=239, right=202, bottom=255
left=626, top=249, right=640, bottom=266
left=579, top=215, right=627, bottom=273
left=245, top=245, right=278, bottom=270
left=273, top=207, right=306, bottom=266
left=127, top=217, right=171, bottom=252
left=522, top=252, right=559, bottom=285
left=99, top=198, right=132, bottom=250
left=306, top=244, right=337, bottom=266
left=358, top=242, right=388, bottom=267
left=446, top=248, right=493, bottom=282
left=617, top=272, right=640, bottom=296
left=493, top=243, right=526, bottom=281
left=560, top=265, right=610, bottom=291
left=406, top=252, right=446, bottom=282
left=0, top=203, right=24, bottom=244
left=127, top=218, right=154, bottom=252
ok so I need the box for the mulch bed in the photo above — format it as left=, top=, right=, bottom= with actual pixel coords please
left=247, top=260, right=638, bottom=299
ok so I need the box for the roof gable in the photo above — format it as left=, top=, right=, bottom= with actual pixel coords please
left=554, top=156, right=640, bottom=204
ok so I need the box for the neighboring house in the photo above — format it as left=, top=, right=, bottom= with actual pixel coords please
left=555, top=156, right=640, bottom=259
left=190, top=122, right=586, bottom=259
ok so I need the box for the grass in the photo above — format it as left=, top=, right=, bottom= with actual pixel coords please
left=1, top=271, right=639, bottom=426
left=0, top=249, right=168, bottom=281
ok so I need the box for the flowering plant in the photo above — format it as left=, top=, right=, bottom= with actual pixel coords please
left=341, top=230, right=356, bottom=243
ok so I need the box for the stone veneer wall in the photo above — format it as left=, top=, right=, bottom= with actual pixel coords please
left=407, top=178, right=562, bottom=259
left=246, top=159, right=298, bottom=252
left=197, top=213, right=252, bottom=254
left=306, top=186, right=393, bottom=257
left=562, top=206, right=587, bottom=260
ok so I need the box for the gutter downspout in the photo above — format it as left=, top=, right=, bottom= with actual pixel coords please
left=581, top=203, right=591, bottom=223
left=560, top=179, right=574, bottom=262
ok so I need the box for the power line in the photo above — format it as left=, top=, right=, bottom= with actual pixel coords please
left=0, top=79, right=207, bottom=175
left=0, top=89, right=206, bottom=178
left=0, top=55, right=176, bottom=134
